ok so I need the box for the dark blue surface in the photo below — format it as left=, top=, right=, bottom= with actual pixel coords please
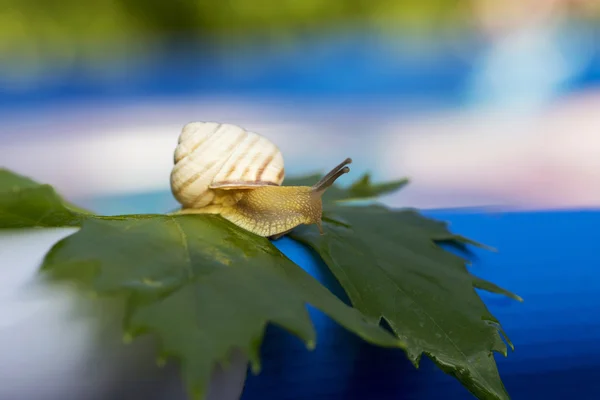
left=240, top=209, right=600, bottom=400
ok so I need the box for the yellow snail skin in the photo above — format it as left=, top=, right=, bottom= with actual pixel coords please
left=170, top=122, right=351, bottom=239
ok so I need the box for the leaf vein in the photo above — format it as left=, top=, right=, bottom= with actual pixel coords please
left=170, top=216, right=194, bottom=280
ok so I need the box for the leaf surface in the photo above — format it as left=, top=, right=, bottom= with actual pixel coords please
left=0, top=169, right=90, bottom=228
left=1, top=167, right=519, bottom=400
left=41, top=214, right=403, bottom=399
left=291, top=203, right=521, bottom=400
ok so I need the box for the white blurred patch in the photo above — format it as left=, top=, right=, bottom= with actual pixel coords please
left=0, top=228, right=248, bottom=400
left=0, top=100, right=344, bottom=199
left=2, top=92, right=600, bottom=211
left=0, top=228, right=101, bottom=400
left=378, top=92, right=600, bottom=209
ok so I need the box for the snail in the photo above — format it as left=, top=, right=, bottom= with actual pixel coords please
left=170, top=122, right=351, bottom=239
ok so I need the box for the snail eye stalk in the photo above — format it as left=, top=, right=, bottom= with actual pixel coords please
left=312, top=158, right=352, bottom=193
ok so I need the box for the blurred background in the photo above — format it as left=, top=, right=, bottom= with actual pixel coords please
left=2, top=1, right=600, bottom=400
left=2, top=0, right=600, bottom=214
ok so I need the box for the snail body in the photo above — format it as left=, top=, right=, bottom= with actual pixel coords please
left=170, top=122, right=351, bottom=238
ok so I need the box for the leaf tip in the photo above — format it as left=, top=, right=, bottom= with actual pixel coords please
left=250, top=359, right=262, bottom=375
left=190, top=385, right=206, bottom=400
left=142, top=278, right=164, bottom=288
left=306, top=339, right=316, bottom=351
left=478, top=242, right=498, bottom=253
left=457, top=235, right=498, bottom=252
left=122, top=332, right=134, bottom=344
left=514, top=294, right=524, bottom=303
left=156, top=355, right=167, bottom=368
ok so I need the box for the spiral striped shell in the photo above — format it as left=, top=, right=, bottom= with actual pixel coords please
left=170, top=122, right=285, bottom=209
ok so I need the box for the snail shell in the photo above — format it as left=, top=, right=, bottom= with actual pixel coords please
left=170, top=122, right=285, bottom=209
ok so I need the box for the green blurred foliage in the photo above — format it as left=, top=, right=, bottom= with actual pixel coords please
left=1, top=0, right=598, bottom=70
left=0, top=0, right=468, bottom=64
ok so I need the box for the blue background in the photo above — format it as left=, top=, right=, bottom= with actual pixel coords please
left=238, top=209, right=600, bottom=400
left=3, top=26, right=600, bottom=113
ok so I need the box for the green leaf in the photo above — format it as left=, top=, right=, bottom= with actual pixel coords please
left=291, top=204, right=521, bottom=400
left=342, top=173, right=409, bottom=201
left=285, top=171, right=408, bottom=203
left=41, top=214, right=404, bottom=400
left=2, top=167, right=518, bottom=400
left=0, top=169, right=90, bottom=228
